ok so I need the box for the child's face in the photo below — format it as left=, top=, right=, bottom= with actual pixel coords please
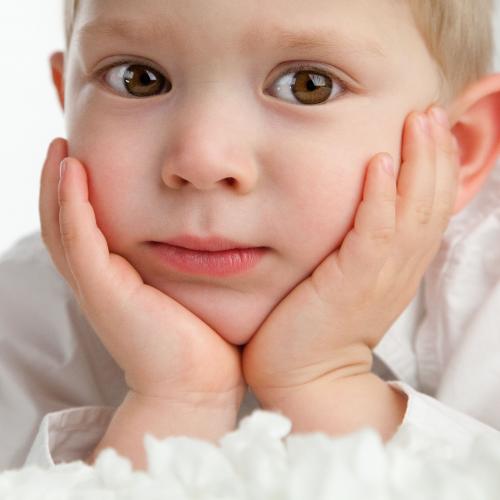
left=62, top=0, right=442, bottom=345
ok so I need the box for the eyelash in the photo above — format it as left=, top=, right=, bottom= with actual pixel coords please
left=96, top=60, right=350, bottom=105
left=272, top=63, right=349, bottom=104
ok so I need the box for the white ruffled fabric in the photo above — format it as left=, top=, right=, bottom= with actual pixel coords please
left=3, top=409, right=500, bottom=500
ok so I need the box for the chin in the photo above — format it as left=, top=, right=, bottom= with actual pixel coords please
left=135, top=262, right=279, bottom=346
left=185, top=295, right=267, bottom=346
left=153, top=280, right=273, bottom=346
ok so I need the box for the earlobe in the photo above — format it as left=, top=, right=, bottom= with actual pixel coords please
left=447, top=73, right=500, bottom=213
left=50, top=52, right=65, bottom=110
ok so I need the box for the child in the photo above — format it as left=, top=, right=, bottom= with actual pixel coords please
left=0, top=0, right=499, bottom=471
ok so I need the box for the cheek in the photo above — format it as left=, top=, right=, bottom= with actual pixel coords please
left=65, top=98, right=164, bottom=248
left=283, top=151, right=365, bottom=267
left=266, top=111, right=404, bottom=271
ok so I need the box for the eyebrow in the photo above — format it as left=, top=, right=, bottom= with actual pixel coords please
left=76, top=18, right=386, bottom=59
left=244, top=25, right=386, bottom=58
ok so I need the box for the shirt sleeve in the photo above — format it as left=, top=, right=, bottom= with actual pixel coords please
left=24, top=382, right=500, bottom=469
left=389, top=380, right=500, bottom=451
left=23, top=407, right=115, bottom=468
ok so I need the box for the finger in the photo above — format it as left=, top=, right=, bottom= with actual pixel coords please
left=396, top=112, right=437, bottom=228
left=39, top=138, right=76, bottom=286
left=428, top=106, right=460, bottom=231
left=57, top=157, right=116, bottom=303
left=336, top=153, right=397, bottom=283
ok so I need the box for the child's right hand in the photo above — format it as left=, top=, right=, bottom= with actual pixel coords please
left=39, top=139, right=245, bottom=409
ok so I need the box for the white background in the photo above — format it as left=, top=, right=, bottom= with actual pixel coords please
left=0, top=2, right=499, bottom=254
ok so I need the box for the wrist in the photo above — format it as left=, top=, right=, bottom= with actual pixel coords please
left=245, top=342, right=373, bottom=396
left=86, top=389, right=242, bottom=470
left=254, top=372, right=407, bottom=442
left=129, top=386, right=244, bottom=411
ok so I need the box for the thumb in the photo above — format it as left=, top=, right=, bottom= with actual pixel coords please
left=39, top=138, right=77, bottom=287
left=57, top=157, right=117, bottom=303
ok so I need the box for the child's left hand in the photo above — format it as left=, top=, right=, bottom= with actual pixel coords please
left=242, top=106, right=460, bottom=400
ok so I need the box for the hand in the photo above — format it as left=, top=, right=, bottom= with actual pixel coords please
left=242, top=106, right=459, bottom=397
left=39, top=139, right=245, bottom=408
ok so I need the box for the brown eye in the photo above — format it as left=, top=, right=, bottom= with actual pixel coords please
left=292, top=71, right=332, bottom=104
left=269, top=67, right=345, bottom=105
left=104, top=63, right=172, bottom=98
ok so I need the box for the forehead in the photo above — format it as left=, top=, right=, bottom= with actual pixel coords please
left=73, top=0, right=420, bottom=60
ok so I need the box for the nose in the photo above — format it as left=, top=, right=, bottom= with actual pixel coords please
left=161, top=95, right=259, bottom=194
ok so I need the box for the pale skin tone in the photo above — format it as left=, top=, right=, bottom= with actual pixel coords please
left=43, top=0, right=500, bottom=470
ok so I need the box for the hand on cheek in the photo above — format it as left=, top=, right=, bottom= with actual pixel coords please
left=241, top=106, right=460, bottom=397
left=39, top=140, right=245, bottom=408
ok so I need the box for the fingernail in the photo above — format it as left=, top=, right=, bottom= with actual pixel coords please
left=59, top=159, right=68, bottom=181
left=418, top=114, right=431, bottom=135
left=431, top=107, right=449, bottom=128
left=47, top=139, right=57, bottom=158
left=382, top=155, right=394, bottom=176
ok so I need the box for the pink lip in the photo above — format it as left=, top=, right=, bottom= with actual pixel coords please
left=148, top=235, right=268, bottom=276
left=163, top=235, right=253, bottom=252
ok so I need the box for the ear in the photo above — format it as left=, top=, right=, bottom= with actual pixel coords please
left=50, top=51, right=65, bottom=110
left=447, top=73, right=500, bottom=213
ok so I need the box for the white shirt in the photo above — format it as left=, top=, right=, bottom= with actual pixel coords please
left=1, top=162, right=499, bottom=471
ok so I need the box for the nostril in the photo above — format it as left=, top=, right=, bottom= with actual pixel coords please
left=166, top=175, right=188, bottom=189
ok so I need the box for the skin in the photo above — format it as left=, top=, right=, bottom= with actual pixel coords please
left=40, top=107, right=458, bottom=468
left=44, top=0, right=500, bottom=469
left=53, top=0, right=444, bottom=345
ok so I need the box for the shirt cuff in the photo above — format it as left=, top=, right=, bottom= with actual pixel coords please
left=389, top=380, right=500, bottom=452
left=24, top=406, right=115, bottom=468
left=24, top=384, right=500, bottom=468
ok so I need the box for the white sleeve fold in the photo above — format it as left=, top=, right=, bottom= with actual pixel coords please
left=24, top=382, right=500, bottom=469
left=23, top=406, right=115, bottom=468
left=389, top=380, right=500, bottom=451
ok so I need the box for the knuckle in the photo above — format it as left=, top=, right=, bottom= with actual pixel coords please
left=380, top=193, right=397, bottom=206
left=433, top=194, right=454, bottom=226
left=437, top=139, right=457, bottom=158
left=309, top=269, right=335, bottom=305
left=435, top=131, right=459, bottom=158
left=369, top=226, right=395, bottom=243
left=59, top=216, right=78, bottom=246
left=436, top=205, right=453, bottom=230
left=412, top=200, right=433, bottom=224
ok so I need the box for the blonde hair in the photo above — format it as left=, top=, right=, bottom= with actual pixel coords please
left=64, top=0, right=79, bottom=51
left=63, top=0, right=494, bottom=100
left=407, top=0, right=494, bottom=101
